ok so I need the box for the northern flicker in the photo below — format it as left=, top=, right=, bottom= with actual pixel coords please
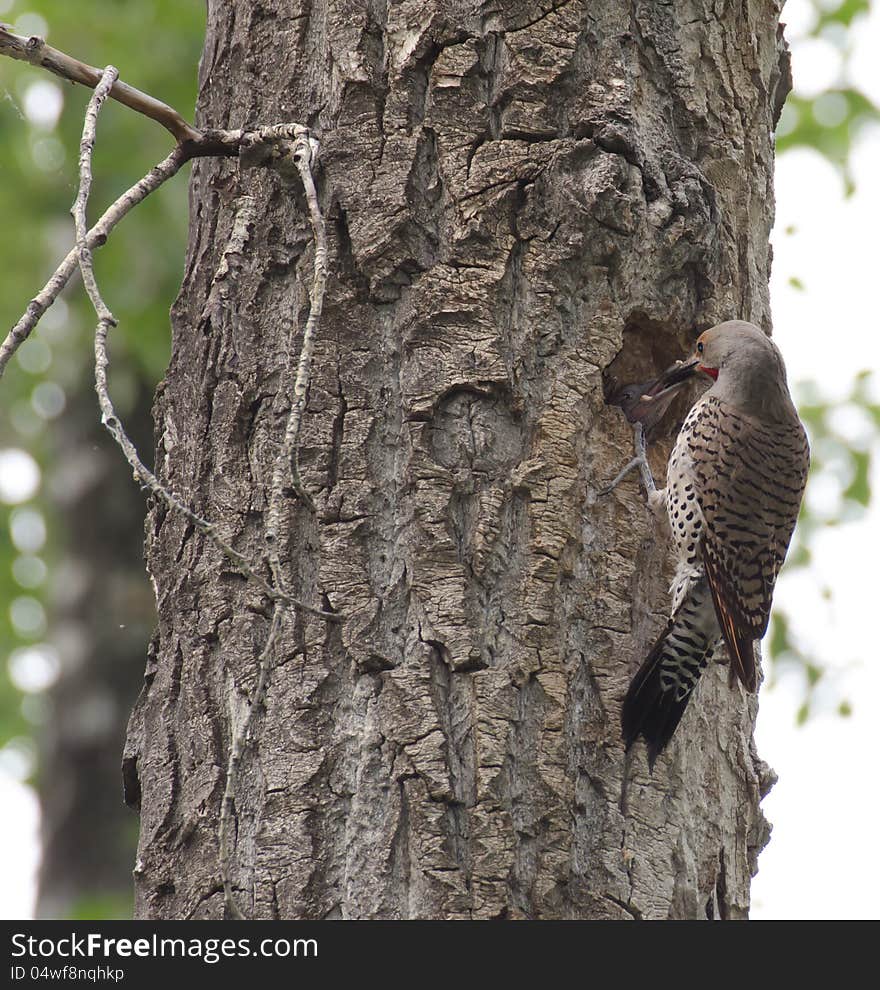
left=620, top=320, right=810, bottom=768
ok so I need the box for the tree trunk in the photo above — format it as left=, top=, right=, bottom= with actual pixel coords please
left=125, top=0, right=787, bottom=920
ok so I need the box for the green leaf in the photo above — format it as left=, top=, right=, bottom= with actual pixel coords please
left=813, top=0, right=871, bottom=33
left=776, top=90, right=880, bottom=188
left=842, top=449, right=871, bottom=506
left=768, top=613, right=790, bottom=659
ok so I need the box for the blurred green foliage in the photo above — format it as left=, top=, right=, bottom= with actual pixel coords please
left=778, top=89, right=879, bottom=192
left=766, top=371, right=879, bottom=719
left=0, top=0, right=205, bottom=914
left=776, top=0, right=880, bottom=191
left=814, top=0, right=870, bottom=28
left=766, top=0, right=880, bottom=718
left=1, top=1, right=203, bottom=745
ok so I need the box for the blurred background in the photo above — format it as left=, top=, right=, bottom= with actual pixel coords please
left=0, top=0, right=877, bottom=919
left=0, top=1, right=204, bottom=918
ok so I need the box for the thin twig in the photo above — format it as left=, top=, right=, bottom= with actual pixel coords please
left=5, top=31, right=341, bottom=921
left=219, top=602, right=283, bottom=920
left=266, top=129, right=327, bottom=586
left=0, top=146, right=189, bottom=379
left=0, top=26, right=307, bottom=160
left=0, top=123, right=315, bottom=379
left=1, top=124, right=315, bottom=380
left=266, top=133, right=327, bottom=588
left=67, top=69, right=339, bottom=623
left=72, top=63, right=120, bottom=322
left=287, top=130, right=328, bottom=508
left=0, top=25, right=200, bottom=142
left=221, top=132, right=330, bottom=918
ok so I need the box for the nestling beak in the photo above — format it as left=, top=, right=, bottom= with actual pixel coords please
left=648, top=358, right=701, bottom=398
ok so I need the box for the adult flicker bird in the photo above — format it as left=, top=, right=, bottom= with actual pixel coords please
left=620, top=320, right=810, bottom=768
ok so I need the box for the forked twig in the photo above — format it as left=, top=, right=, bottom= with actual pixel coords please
left=0, top=147, right=188, bottom=379
left=8, top=31, right=338, bottom=921
left=69, top=72, right=339, bottom=622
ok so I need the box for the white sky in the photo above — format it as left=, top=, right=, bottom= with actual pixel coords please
left=2, top=0, right=879, bottom=921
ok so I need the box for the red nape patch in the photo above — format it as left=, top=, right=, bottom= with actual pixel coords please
left=699, top=365, right=719, bottom=380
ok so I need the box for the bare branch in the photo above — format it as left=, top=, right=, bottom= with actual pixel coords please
left=66, top=69, right=339, bottom=624
left=0, top=123, right=318, bottom=380
left=72, top=65, right=120, bottom=311
left=0, top=25, right=201, bottom=143
left=0, top=25, right=308, bottom=161
left=0, top=146, right=189, bottom=379
left=5, top=36, right=341, bottom=922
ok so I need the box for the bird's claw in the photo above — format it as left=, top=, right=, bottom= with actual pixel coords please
left=599, top=423, right=658, bottom=497
left=598, top=455, right=645, bottom=496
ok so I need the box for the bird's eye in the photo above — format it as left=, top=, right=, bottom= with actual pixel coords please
left=697, top=342, right=704, bottom=354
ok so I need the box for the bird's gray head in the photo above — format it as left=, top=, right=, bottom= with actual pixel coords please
left=660, top=320, right=796, bottom=418
left=693, top=321, right=786, bottom=384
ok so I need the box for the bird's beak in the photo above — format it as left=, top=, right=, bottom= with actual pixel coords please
left=649, top=358, right=700, bottom=398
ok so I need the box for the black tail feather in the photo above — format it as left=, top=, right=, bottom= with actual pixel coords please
left=622, top=619, right=710, bottom=770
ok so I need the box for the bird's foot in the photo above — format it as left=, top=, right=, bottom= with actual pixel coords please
left=597, top=456, right=643, bottom=495
left=598, top=423, right=658, bottom=497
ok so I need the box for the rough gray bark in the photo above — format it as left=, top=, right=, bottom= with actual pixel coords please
left=125, top=0, right=787, bottom=919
